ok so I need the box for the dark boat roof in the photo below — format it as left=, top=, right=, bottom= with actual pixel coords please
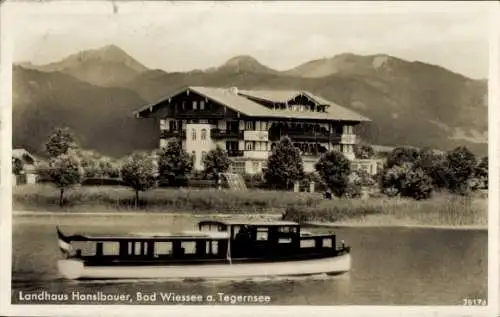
left=198, top=220, right=299, bottom=227
left=61, top=230, right=230, bottom=242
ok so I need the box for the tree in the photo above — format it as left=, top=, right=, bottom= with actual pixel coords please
left=203, top=146, right=231, bottom=182
left=120, top=152, right=157, bottom=207
left=12, top=158, right=24, bottom=176
left=315, top=151, right=351, bottom=197
left=157, top=139, right=193, bottom=186
left=264, top=137, right=304, bottom=190
left=445, top=146, right=477, bottom=194
left=45, top=127, right=78, bottom=158
left=386, top=146, right=421, bottom=168
left=46, top=154, right=83, bottom=207
left=354, top=144, right=375, bottom=159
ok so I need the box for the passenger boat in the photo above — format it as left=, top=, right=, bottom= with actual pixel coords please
left=56, top=220, right=351, bottom=280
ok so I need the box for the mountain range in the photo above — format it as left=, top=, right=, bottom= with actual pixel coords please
left=13, top=44, right=488, bottom=158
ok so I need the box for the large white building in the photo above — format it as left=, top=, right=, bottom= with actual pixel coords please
left=134, top=86, right=372, bottom=175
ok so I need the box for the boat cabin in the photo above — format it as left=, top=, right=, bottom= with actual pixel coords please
left=58, top=220, right=345, bottom=265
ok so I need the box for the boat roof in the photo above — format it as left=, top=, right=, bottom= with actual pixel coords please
left=198, top=220, right=299, bottom=227
left=64, top=230, right=230, bottom=242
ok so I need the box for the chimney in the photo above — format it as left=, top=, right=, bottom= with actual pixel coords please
left=228, top=86, right=239, bottom=94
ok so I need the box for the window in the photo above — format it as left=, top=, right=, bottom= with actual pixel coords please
left=154, top=242, right=172, bottom=256
left=252, top=162, right=260, bottom=172
left=201, top=151, right=207, bottom=163
left=160, top=120, right=167, bottom=130
left=72, top=241, right=96, bottom=256
left=300, top=239, right=315, bottom=248
left=192, top=151, right=196, bottom=164
left=193, top=101, right=198, bottom=110
left=323, top=238, right=333, bottom=248
left=191, top=129, right=197, bottom=140
left=256, top=229, right=268, bottom=241
left=182, top=241, right=196, bottom=254
left=245, top=121, right=254, bottom=130
left=245, top=141, right=254, bottom=151
left=343, top=125, right=353, bottom=134
left=231, top=161, right=245, bottom=174
left=206, top=241, right=218, bottom=255
left=200, top=100, right=205, bottom=110
left=201, top=129, right=207, bottom=140
left=102, top=242, right=120, bottom=256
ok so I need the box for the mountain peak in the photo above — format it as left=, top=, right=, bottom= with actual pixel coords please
left=218, top=55, right=277, bottom=74
left=223, top=55, right=260, bottom=66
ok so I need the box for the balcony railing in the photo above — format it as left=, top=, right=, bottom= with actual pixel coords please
left=269, top=130, right=342, bottom=142
left=210, top=129, right=243, bottom=139
left=160, top=130, right=186, bottom=139
left=227, top=150, right=244, bottom=157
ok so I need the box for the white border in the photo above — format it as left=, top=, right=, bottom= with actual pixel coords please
left=1, top=1, right=498, bottom=316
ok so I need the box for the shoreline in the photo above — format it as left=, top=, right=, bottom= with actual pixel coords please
left=12, top=210, right=487, bottom=230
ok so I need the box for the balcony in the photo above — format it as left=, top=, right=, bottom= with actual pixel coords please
left=341, top=134, right=356, bottom=144
left=227, top=150, right=244, bottom=157
left=160, top=130, right=186, bottom=139
left=244, top=151, right=270, bottom=160
left=269, top=130, right=342, bottom=142
left=210, top=129, right=243, bottom=139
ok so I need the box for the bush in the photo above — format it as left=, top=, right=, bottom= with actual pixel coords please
left=354, top=144, right=375, bottom=159
left=380, top=163, right=433, bottom=200
left=386, top=146, right=421, bottom=168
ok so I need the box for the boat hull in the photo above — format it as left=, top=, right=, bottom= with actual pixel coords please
left=57, top=254, right=351, bottom=280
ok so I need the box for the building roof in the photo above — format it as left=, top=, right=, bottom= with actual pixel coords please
left=135, top=86, right=370, bottom=122
left=12, top=149, right=37, bottom=165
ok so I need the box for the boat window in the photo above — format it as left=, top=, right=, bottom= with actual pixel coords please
left=300, top=239, right=315, bottom=248
left=134, top=242, right=142, bottom=256
left=102, top=242, right=120, bottom=256
left=72, top=241, right=96, bottom=256
left=323, top=238, right=333, bottom=248
left=256, top=228, right=268, bottom=241
left=154, top=242, right=172, bottom=256
left=182, top=241, right=196, bottom=254
left=278, top=226, right=297, bottom=233
left=206, top=241, right=218, bottom=255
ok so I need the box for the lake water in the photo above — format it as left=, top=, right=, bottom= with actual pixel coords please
left=11, top=213, right=488, bottom=305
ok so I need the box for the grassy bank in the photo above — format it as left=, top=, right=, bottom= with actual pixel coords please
left=283, top=193, right=487, bottom=227
left=13, top=184, right=319, bottom=214
left=13, top=185, right=487, bottom=227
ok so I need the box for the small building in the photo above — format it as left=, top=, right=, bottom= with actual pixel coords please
left=134, top=86, right=371, bottom=175
left=12, top=148, right=39, bottom=185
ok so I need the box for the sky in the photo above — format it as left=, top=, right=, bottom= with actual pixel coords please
left=8, top=1, right=494, bottom=79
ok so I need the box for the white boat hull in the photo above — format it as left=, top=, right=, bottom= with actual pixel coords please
left=57, top=254, right=351, bottom=280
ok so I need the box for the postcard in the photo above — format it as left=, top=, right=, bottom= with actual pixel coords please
left=0, top=1, right=498, bottom=316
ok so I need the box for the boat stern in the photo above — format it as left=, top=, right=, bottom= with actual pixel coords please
left=57, top=259, right=85, bottom=280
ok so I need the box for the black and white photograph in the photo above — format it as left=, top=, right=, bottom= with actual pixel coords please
left=0, top=1, right=498, bottom=316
